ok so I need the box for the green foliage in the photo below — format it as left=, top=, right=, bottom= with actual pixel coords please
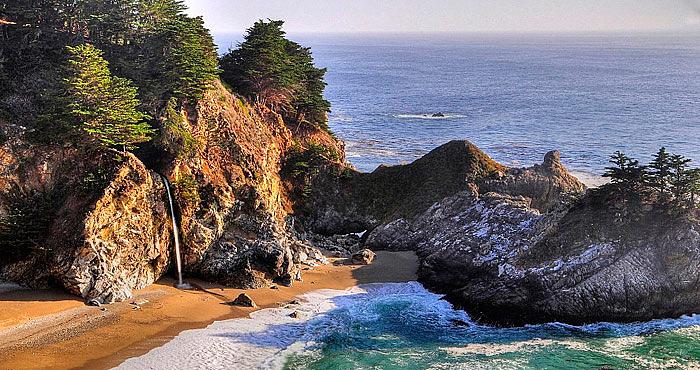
left=64, top=44, right=153, bottom=152
left=158, top=97, right=200, bottom=158
left=165, top=16, right=220, bottom=100
left=80, top=166, right=112, bottom=193
left=0, top=0, right=219, bottom=135
left=601, top=149, right=699, bottom=210
left=175, top=172, right=200, bottom=207
left=648, top=147, right=672, bottom=196
left=0, top=187, right=63, bottom=265
left=283, top=143, right=340, bottom=198
left=220, top=20, right=331, bottom=128
left=602, top=151, right=648, bottom=193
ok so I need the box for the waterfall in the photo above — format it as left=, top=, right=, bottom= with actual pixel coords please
left=161, top=175, right=191, bottom=289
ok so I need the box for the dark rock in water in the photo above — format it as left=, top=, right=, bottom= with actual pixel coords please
left=227, top=293, right=256, bottom=308
left=289, top=310, right=301, bottom=319
left=351, top=249, right=376, bottom=265
left=432, top=113, right=446, bottom=117
left=451, top=319, right=470, bottom=327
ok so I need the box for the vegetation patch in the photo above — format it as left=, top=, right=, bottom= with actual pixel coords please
left=220, top=20, right=331, bottom=130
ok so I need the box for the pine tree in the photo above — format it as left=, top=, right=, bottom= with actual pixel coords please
left=688, top=169, right=700, bottom=208
left=220, top=20, right=293, bottom=105
left=649, top=147, right=672, bottom=196
left=603, top=151, right=647, bottom=193
left=668, top=153, right=692, bottom=202
left=64, top=44, right=153, bottom=152
left=220, top=20, right=331, bottom=128
left=164, top=15, right=220, bottom=100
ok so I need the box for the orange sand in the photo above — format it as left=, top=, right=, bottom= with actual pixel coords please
left=0, top=251, right=418, bottom=370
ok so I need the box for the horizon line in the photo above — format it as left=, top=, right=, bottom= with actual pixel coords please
left=212, top=28, right=700, bottom=37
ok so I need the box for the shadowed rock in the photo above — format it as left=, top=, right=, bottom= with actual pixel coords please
left=227, top=293, right=256, bottom=308
left=350, top=249, right=376, bottom=265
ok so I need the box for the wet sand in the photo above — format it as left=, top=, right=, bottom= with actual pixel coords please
left=0, top=251, right=418, bottom=370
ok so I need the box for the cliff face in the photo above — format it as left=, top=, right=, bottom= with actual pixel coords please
left=339, top=142, right=700, bottom=325
left=0, top=81, right=336, bottom=303
left=0, top=132, right=170, bottom=303
left=299, top=141, right=583, bottom=237
left=162, top=82, right=331, bottom=289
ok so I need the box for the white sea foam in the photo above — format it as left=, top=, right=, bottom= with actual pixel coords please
left=570, top=170, right=609, bottom=188
left=115, top=282, right=700, bottom=370
left=114, top=282, right=438, bottom=370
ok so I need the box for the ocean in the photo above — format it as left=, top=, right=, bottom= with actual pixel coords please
left=124, top=32, right=700, bottom=369
left=119, top=282, right=700, bottom=369
left=219, top=32, right=700, bottom=184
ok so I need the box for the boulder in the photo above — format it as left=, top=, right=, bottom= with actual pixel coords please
left=350, top=249, right=376, bottom=265
left=227, top=293, right=256, bottom=308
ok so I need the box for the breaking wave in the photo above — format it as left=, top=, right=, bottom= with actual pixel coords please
left=116, top=282, right=700, bottom=370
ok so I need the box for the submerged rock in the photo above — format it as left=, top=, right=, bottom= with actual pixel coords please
left=289, top=310, right=301, bottom=318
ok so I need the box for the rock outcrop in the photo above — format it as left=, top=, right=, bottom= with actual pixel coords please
left=0, top=134, right=170, bottom=303
left=350, top=249, right=376, bottom=265
left=0, top=82, right=336, bottom=303
left=299, top=140, right=507, bottom=235
left=354, top=145, right=700, bottom=325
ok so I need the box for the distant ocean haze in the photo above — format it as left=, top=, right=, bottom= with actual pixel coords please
left=215, top=32, right=700, bottom=182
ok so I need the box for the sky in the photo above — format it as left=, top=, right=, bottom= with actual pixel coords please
left=184, top=0, right=700, bottom=35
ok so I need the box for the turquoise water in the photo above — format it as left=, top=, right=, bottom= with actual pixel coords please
left=283, top=283, right=700, bottom=370
left=205, top=33, right=700, bottom=368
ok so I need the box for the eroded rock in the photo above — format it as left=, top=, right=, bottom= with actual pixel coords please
left=227, top=293, right=256, bottom=308
left=351, top=249, right=376, bottom=265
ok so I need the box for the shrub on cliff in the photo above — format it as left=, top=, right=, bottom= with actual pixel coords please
left=220, top=20, right=331, bottom=129
left=63, top=44, right=153, bottom=152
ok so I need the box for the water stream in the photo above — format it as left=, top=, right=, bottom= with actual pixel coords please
left=161, top=175, right=190, bottom=289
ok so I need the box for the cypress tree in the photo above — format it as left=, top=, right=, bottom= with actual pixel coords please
left=220, top=20, right=331, bottom=128
left=64, top=44, right=153, bottom=152
left=603, top=151, right=647, bottom=193
left=669, top=153, right=692, bottom=202
left=649, top=147, right=672, bottom=196
left=688, top=169, right=700, bottom=207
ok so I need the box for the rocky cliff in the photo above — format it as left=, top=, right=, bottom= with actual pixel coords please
left=2, top=82, right=698, bottom=325
left=0, top=81, right=334, bottom=303
left=298, top=140, right=583, bottom=237
left=0, top=131, right=170, bottom=303
left=339, top=143, right=700, bottom=325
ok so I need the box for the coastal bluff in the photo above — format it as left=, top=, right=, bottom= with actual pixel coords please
left=296, top=139, right=700, bottom=325
left=0, top=81, right=338, bottom=304
left=0, top=82, right=698, bottom=325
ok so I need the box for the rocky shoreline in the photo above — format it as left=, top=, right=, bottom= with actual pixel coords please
left=1, top=79, right=698, bottom=326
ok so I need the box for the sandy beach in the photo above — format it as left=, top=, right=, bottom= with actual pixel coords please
left=0, top=251, right=418, bottom=370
